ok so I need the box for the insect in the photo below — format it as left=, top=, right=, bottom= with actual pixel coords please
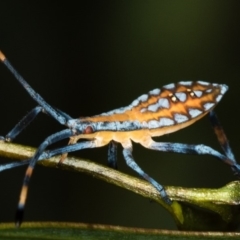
left=0, top=51, right=239, bottom=227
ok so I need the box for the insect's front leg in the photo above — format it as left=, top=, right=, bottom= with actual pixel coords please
left=0, top=140, right=102, bottom=172
left=15, top=128, right=74, bottom=227
left=15, top=129, right=108, bottom=227
left=122, top=143, right=171, bottom=204
left=0, top=106, right=43, bottom=142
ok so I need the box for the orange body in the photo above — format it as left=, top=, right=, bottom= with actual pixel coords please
left=69, top=81, right=227, bottom=148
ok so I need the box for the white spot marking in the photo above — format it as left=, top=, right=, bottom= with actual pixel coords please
left=220, top=84, right=228, bottom=95
left=112, top=121, right=141, bottom=131
left=189, top=109, right=203, bottom=118
left=213, top=83, right=228, bottom=94
left=204, top=103, right=215, bottom=111
left=142, top=121, right=148, bottom=128
left=114, top=107, right=129, bottom=114
left=147, top=102, right=159, bottom=112
left=102, top=105, right=132, bottom=115
left=178, top=81, right=192, bottom=86
left=159, top=117, right=174, bottom=126
left=194, top=90, right=203, bottom=97
left=216, top=95, right=222, bottom=102
left=174, top=113, right=189, bottom=123
left=212, top=83, right=228, bottom=95
left=197, top=81, right=209, bottom=86
left=96, top=121, right=117, bottom=131
left=140, top=108, right=147, bottom=113
left=131, top=99, right=139, bottom=107
left=148, top=120, right=160, bottom=128
left=175, top=92, right=187, bottom=102
left=158, top=98, right=170, bottom=109
left=206, top=89, right=212, bottom=93
left=149, top=88, right=161, bottom=95
left=163, top=83, right=175, bottom=89
left=138, top=94, right=148, bottom=102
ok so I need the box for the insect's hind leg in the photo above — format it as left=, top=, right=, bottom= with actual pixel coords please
left=141, top=139, right=240, bottom=176
left=122, top=145, right=171, bottom=204
left=209, top=111, right=236, bottom=164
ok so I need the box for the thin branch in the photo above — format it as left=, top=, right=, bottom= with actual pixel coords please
left=0, top=140, right=240, bottom=230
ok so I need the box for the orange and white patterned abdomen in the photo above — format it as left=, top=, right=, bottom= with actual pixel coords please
left=84, top=81, right=227, bottom=138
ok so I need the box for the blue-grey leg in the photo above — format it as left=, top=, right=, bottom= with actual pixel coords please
left=0, top=106, right=43, bottom=142
left=1, top=55, right=68, bottom=125
left=142, top=140, right=240, bottom=176
left=108, top=140, right=118, bottom=169
left=209, top=111, right=236, bottom=163
left=54, top=108, right=73, bottom=121
left=0, top=105, right=73, bottom=142
left=0, top=160, right=30, bottom=172
left=0, top=140, right=98, bottom=172
left=43, top=140, right=98, bottom=158
left=16, top=128, right=74, bottom=226
left=123, top=146, right=171, bottom=204
left=0, top=106, right=74, bottom=170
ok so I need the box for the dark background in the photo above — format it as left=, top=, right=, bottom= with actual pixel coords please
left=0, top=1, right=239, bottom=229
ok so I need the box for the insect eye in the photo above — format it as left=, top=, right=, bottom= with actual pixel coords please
left=83, top=126, right=94, bottom=134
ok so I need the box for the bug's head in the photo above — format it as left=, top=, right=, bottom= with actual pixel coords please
left=83, top=125, right=94, bottom=134
left=67, top=119, right=95, bottom=134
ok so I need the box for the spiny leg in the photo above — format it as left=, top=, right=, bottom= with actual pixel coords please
left=122, top=145, right=171, bottom=204
left=141, top=140, right=240, bottom=175
left=0, top=51, right=69, bottom=125
left=16, top=129, right=74, bottom=226
left=108, top=140, right=118, bottom=169
left=209, top=111, right=236, bottom=163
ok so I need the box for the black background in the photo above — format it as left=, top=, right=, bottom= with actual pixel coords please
left=0, top=1, right=240, bottom=229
